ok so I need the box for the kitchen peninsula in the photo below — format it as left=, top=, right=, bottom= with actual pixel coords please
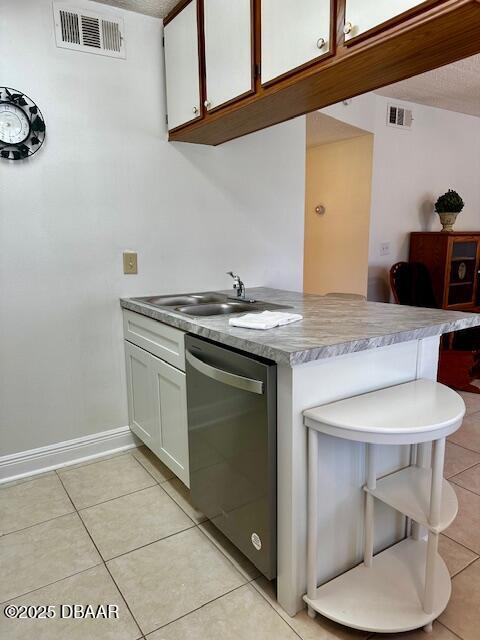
left=121, top=287, right=480, bottom=617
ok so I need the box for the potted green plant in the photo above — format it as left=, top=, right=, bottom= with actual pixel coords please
left=434, top=189, right=464, bottom=232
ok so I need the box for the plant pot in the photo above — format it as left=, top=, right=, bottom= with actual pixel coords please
left=438, top=211, right=459, bottom=232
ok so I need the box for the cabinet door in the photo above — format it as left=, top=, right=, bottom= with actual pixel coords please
left=151, top=356, right=190, bottom=487
left=447, top=238, right=480, bottom=308
left=261, top=0, right=332, bottom=85
left=164, top=0, right=201, bottom=131
left=125, top=341, right=157, bottom=451
left=204, top=0, right=253, bottom=111
left=344, top=0, right=430, bottom=42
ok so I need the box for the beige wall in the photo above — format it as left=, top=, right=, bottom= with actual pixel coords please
left=304, top=135, right=374, bottom=296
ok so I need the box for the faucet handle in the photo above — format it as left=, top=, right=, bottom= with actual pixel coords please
left=226, top=271, right=236, bottom=279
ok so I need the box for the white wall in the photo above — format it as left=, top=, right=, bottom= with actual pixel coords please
left=323, top=94, right=480, bottom=301
left=0, top=0, right=306, bottom=456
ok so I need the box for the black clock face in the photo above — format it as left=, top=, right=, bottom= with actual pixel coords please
left=0, top=88, right=46, bottom=160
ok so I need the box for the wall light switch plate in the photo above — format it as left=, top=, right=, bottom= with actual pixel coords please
left=380, top=242, right=391, bottom=257
left=123, top=251, right=138, bottom=274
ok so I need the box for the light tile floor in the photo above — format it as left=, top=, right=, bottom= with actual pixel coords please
left=0, top=390, right=479, bottom=639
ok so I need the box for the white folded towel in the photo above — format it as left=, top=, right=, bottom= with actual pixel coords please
left=229, top=310, right=303, bottom=330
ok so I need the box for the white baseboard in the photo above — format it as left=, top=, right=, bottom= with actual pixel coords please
left=0, top=426, right=140, bottom=485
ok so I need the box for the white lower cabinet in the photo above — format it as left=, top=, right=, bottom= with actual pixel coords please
left=125, top=341, right=157, bottom=451
left=125, top=340, right=190, bottom=487
left=150, top=354, right=189, bottom=487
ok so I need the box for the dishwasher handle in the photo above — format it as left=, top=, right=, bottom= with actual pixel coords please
left=186, top=349, right=264, bottom=395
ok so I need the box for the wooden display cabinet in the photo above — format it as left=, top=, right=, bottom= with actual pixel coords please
left=410, top=232, right=480, bottom=311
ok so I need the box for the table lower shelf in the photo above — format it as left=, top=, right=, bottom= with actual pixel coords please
left=366, top=466, right=458, bottom=533
left=304, top=538, right=451, bottom=633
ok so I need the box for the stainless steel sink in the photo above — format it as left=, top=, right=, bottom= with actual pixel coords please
left=132, top=292, right=291, bottom=317
left=176, top=302, right=257, bottom=316
left=134, top=293, right=225, bottom=307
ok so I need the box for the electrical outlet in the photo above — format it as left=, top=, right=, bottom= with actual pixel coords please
left=380, top=242, right=391, bottom=257
left=123, top=251, right=138, bottom=274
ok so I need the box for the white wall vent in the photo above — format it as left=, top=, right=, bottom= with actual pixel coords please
left=53, top=3, right=125, bottom=59
left=387, top=104, right=413, bottom=129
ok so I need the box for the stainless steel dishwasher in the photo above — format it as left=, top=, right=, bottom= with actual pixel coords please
left=185, top=335, right=277, bottom=579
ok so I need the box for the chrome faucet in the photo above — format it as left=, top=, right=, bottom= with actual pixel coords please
left=227, top=271, right=246, bottom=299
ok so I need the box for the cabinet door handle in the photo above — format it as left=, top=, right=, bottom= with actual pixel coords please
left=316, top=38, right=326, bottom=50
left=192, top=106, right=199, bottom=115
left=204, top=100, right=211, bottom=110
left=343, top=21, right=354, bottom=35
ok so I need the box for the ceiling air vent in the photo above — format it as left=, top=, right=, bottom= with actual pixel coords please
left=387, top=104, right=413, bottom=129
left=53, top=3, right=125, bottom=59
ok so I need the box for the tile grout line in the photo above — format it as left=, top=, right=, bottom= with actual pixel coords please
left=81, top=511, right=263, bottom=637
left=61, top=453, right=268, bottom=639
left=102, top=562, right=144, bottom=640
left=156, top=480, right=206, bottom=526
left=247, top=581, right=306, bottom=640
left=441, top=528, right=480, bottom=559
left=55, top=449, right=136, bottom=475
left=63, top=472, right=145, bottom=640
left=194, top=521, right=261, bottom=583
left=447, top=438, right=480, bottom=457
left=57, top=458, right=250, bottom=639
left=6, top=448, right=479, bottom=638
left=0, top=506, right=77, bottom=538
left=436, top=617, right=468, bottom=640
left=56, top=468, right=144, bottom=636
left=100, top=522, right=197, bottom=563
left=0, top=561, right=105, bottom=606
left=0, top=470, right=57, bottom=490
left=448, top=460, right=480, bottom=481
left=449, top=481, right=480, bottom=500
left=446, top=460, right=480, bottom=481
left=130, top=449, right=175, bottom=485
left=450, top=554, right=480, bottom=579
left=441, top=531, right=480, bottom=559
left=74, top=482, right=159, bottom=512
left=0, top=449, right=136, bottom=491
left=1, top=474, right=165, bottom=539
left=144, top=581, right=306, bottom=640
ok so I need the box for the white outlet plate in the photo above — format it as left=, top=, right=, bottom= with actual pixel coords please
left=380, top=242, right=391, bottom=257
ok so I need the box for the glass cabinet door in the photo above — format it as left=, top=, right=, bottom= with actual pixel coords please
left=447, top=240, right=479, bottom=307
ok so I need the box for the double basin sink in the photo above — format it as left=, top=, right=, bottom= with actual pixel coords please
left=132, top=292, right=290, bottom=317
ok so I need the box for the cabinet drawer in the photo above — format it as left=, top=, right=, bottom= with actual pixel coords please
left=123, top=310, right=185, bottom=371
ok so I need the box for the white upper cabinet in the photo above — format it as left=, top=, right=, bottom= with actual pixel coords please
left=261, top=0, right=332, bottom=85
left=164, top=0, right=201, bottom=131
left=344, top=1, right=428, bottom=41
left=204, top=0, right=253, bottom=111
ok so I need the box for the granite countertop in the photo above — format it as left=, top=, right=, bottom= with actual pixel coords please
left=120, top=287, right=480, bottom=366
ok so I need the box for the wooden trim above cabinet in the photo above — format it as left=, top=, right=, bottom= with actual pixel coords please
left=169, top=0, right=480, bottom=145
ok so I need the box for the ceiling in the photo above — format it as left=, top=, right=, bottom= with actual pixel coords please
left=306, top=112, right=369, bottom=148
left=376, top=54, right=480, bottom=118
left=93, top=0, right=178, bottom=18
